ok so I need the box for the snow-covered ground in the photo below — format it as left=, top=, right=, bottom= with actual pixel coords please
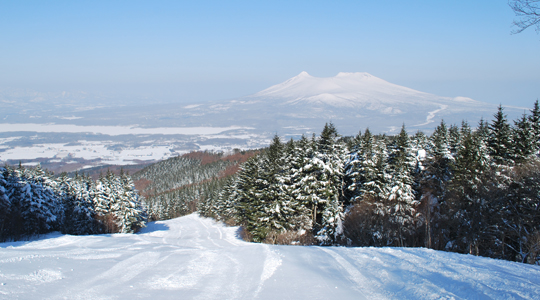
left=1, top=214, right=539, bottom=299
left=0, top=141, right=179, bottom=166
left=0, top=124, right=248, bottom=136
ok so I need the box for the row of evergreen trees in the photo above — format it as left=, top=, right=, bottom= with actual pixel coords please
left=132, top=151, right=256, bottom=221
left=0, top=165, right=146, bottom=241
left=200, top=101, right=540, bottom=264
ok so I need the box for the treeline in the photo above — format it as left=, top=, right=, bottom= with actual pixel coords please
left=133, top=150, right=257, bottom=221
left=200, top=101, right=540, bottom=264
left=0, top=165, right=146, bottom=242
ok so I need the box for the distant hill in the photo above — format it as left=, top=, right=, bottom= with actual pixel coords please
left=132, top=150, right=257, bottom=220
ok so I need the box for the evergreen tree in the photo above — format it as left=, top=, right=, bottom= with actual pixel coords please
left=447, top=127, right=491, bottom=255
left=59, top=174, right=96, bottom=235
left=386, top=125, right=419, bottom=247
left=0, top=168, right=11, bottom=240
left=93, top=171, right=119, bottom=233
left=258, top=135, right=290, bottom=235
left=115, top=172, right=146, bottom=233
left=281, top=135, right=318, bottom=235
left=529, top=99, right=540, bottom=155
left=513, top=113, right=536, bottom=162
left=313, top=123, right=346, bottom=245
left=234, top=155, right=267, bottom=241
left=499, top=160, right=540, bottom=264
left=345, top=128, right=388, bottom=204
left=430, top=120, right=451, bottom=160
left=488, top=105, right=514, bottom=165
left=448, top=124, right=462, bottom=158
left=18, top=179, right=58, bottom=235
left=476, top=117, right=490, bottom=143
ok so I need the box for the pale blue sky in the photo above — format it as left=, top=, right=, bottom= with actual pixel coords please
left=1, top=0, right=538, bottom=107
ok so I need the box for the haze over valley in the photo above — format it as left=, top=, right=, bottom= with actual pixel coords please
left=0, top=72, right=527, bottom=171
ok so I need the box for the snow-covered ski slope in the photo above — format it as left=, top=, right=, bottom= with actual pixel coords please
left=1, top=214, right=539, bottom=299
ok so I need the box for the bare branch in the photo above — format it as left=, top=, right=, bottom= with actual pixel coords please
left=509, top=0, right=540, bottom=34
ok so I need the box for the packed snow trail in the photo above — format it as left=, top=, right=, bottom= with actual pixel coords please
left=1, top=214, right=539, bottom=299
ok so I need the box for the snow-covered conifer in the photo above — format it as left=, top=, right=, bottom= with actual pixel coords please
left=386, top=125, right=419, bottom=247
left=488, top=105, right=514, bottom=166
left=448, top=124, right=462, bottom=158
left=513, top=113, right=536, bottom=162
left=528, top=99, right=540, bottom=155
left=447, top=126, right=491, bottom=255
left=0, top=168, right=11, bottom=239
left=312, top=123, right=346, bottom=245
left=114, top=172, right=146, bottom=233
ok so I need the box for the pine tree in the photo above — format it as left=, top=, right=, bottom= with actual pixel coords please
left=93, top=171, right=117, bottom=233
left=345, top=128, right=369, bottom=203
left=513, top=113, right=536, bottom=163
left=282, top=135, right=318, bottom=235
left=345, top=128, right=388, bottom=204
left=499, top=160, right=540, bottom=263
left=476, top=117, right=490, bottom=143
left=447, top=126, right=491, bottom=255
left=386, top=125, right=419, bottom=247
left=488, top=105, right=514, bottom=166
left=59, top=174, right=96, bottom=235
left=448, top=124, right=462, bottom=158
left=0, top=168, right=11, bottom=240
left=430, top=120, right=451, bottom=160
left=18, top=179, right=58, bottom=235
left=115, top=172, right=147, bottom=233
left=234, top=155, right=266, bottom=241
left=529, top=99, right=540, bottom=155
left=418, top=120, right=459, bottom=249
left=313, top=123, right=346, bottom=245
left=257, top=135, right=290, bottom=236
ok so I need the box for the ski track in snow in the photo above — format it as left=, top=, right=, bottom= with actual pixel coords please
left=319, top=247, right=384, bottom=299
left=0, top=214, right=539, bottom=299
left=254, top=244, right=283, bottom=298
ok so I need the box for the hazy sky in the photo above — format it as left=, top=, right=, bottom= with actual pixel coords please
left=1, top=0, right=539, bottom=107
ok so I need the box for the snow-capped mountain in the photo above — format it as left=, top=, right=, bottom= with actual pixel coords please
left=180, top=71, right=523, bottom=136
left=252, top=71, right=464, bottom=109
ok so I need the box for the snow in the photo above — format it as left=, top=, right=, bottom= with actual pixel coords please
left=414, top=105, right=449, bottom=127
left=0, top=141, right=181, bottom=165
left=252, top=71, right=448, bottom=108
left=1, top=214, right=539, bottom=299
left=0, top=123, right=247, bottom=136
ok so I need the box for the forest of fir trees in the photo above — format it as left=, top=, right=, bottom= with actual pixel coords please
left=199, top=101, right=540, bottom=265
left=132, top=151, right=256, bottom=221
left=0, top=165, right=147, bottom=242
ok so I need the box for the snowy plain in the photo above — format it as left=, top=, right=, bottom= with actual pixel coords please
left=0, top=124, right=248, bottom=136
left=1, top=214, right=539, bottom=300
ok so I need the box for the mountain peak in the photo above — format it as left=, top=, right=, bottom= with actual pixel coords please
left=295, top=71, right=312, bottom=78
